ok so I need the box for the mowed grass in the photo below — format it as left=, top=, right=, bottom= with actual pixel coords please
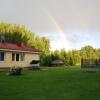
left=0, top=67, right=100, bottom=100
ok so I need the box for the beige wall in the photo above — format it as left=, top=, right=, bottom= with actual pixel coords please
left=0, top=51, right=40, bottom=68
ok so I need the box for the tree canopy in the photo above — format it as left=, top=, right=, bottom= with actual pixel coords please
left=0, top=22, right=50, bottom=54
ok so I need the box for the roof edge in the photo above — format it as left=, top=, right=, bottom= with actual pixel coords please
left=0, top=48, right=41, bottom=54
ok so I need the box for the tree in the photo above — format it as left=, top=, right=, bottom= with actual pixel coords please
left=0, top=22, right=50, bottom=55
left=52, top=50, right=60, bottom=60
left=72, top=50, right=81, bottom=65
left=80, top=45, right=97, bottom=59
left=0, top=22, right=33, bottom=45
left=40, top=54, right=52, bottom=66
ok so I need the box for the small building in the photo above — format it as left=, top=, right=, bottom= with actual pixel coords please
left=51, top=60, right=64, bottom=66
left=0, top=41, right=40, bottom=70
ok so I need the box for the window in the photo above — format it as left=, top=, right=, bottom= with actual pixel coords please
left=16, top=54, right=20, bottom=61
left=12, top=53, right=24, bottom=61
left=12, top=53, right=15, bottom=61
left=0, top=52, right=4, bottom=61
left=21, top=53, right=24, bottom=61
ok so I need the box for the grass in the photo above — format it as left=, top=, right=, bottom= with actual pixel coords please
left=0, top=66, right=100, bottom=100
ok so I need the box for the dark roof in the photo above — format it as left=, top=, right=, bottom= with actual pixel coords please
left=52, top=60, right=64, bottom=65
left=0, top=42, right=39, bottom=52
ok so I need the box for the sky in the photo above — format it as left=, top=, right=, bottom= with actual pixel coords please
left=0, top=0, right=100, bottom=50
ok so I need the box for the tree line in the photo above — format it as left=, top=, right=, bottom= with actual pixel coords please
left=41, top=46, right=100, bottom=66
left=44, top=45, right=100, bottom=66
left=0, top=22, right=100, bottom=66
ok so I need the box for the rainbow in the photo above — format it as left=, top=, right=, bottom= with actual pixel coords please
left=44, top=9, right=70, bottom=50
left=39, top=3, right=70, bottom=50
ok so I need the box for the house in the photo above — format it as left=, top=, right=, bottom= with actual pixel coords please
left=51, top=60, right=64, bottom=66
left=0, top=41, right=40, bottom=70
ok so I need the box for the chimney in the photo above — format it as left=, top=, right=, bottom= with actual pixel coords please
left=0, top=35, right=6, bottom=44
left=16, top=42, right=24, bottom=47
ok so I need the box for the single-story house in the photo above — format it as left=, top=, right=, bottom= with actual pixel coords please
left=0, top=41, right=40, bottom=70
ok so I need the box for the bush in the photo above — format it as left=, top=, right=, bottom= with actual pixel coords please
left=9, top=67, right=23, bottom=75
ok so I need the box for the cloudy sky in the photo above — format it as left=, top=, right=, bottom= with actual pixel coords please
left=0, top=0, right=100, bottom=50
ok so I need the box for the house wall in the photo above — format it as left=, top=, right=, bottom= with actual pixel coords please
left=0, top=51, right=40, bottom=68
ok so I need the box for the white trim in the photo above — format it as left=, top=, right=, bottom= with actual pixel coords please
left=0, top=48, right=41, bottom=54
left=12, top=53, right=24, bottom=62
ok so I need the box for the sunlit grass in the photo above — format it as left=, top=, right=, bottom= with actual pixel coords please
left=0, top=66, right=100, bottom=100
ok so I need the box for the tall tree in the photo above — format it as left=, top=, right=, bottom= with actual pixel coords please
left=0, top=22, right=50, bottom=55
left=80, top=45, right=97, bottom=59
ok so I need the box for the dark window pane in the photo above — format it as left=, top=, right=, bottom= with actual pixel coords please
left=0, top=52, right=4, bottom=61
left=12, top=53, right=15, bottom=61
left=16, top=54, right=19, bottom=61
left=30, top=60, right=40, bottom=64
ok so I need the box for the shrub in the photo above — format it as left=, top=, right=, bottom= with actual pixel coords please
left=9, top=67, right=23, bottom=75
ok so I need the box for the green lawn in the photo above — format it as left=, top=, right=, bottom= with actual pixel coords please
left=0, top=67, right=100, bottom=100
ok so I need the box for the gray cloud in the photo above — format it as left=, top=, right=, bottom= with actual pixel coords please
left=0, top=0, right=100, bottom=33
left=0, top=0, right=100, bottom=50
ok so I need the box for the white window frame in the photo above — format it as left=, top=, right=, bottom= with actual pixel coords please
left=12, top=53, right=24, bottom=61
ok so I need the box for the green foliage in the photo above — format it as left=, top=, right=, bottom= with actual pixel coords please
left=72, top=50, right=81, bottom=65
left=9, top=67, right=23, bottom=75
left=32, top=36, right=50, bottom=54
left=43, top=45, right=100, bottom=66
left=0, top=23, right=32, bottom=45
left=81, top=45, right=97, bottom=59
left=40, top=54, right=52, bottom=66
left=0, top=22, right=50, bottom=54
